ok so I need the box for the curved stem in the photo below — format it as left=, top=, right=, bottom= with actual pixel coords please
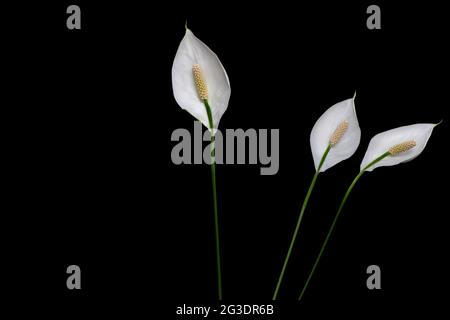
left=298, top=152, right=390, bottom=301
left=298, top=169, right=364, bottom=301
left=203, top=99, right=222, bottom=300
left=272, top=145, right=331, bottom=300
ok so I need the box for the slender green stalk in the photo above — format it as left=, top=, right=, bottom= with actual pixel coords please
left=298, top=152, right=390, bottom=301
left=203, top=99, right=222, bottom=300
left=272, top=145, right=332, bottom=300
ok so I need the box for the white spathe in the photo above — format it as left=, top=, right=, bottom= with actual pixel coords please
left=310, top=98, right=361, bottom=172
left=172, top=28, right=231, bottom=131
left=360, top=123, right=437, bottom=171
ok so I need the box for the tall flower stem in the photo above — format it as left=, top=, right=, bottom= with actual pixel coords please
left=272, top=144, right=332, bottom=300
left=203, top=99, right=222, bottom=300
left=298, top=152, right=390, bottom=301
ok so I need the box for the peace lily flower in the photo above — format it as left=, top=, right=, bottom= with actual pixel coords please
left=172, top=28, right=231, bottom=131
left=298, top=122, right=440, bottom=301
left=273, top=95, right=361, bottom=300
left=172, top=27, right=230, bottom=300
left=310, top=95, right=361, bottom=172
left=360, top=123, right=436, bottom=171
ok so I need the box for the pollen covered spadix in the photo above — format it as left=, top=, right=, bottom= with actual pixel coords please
left=192, top=64, right=208, bottom=100
left=388, top=140, right=416, bottom=155
left=330, top=121, right=349, bottom=146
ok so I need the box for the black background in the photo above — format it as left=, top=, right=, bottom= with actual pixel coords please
left=3, top=1, right=449, bottom=318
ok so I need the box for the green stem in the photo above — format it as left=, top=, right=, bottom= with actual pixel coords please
left=298, top=152, right=390, bottom=301
left=203, top=99, right=222, bottom=300
left=272, top=145, right=332, bottom=300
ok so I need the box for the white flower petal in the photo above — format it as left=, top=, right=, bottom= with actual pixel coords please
left=310, top=98, right=361, bottom=172
left=172, top=29, right=231, bottom=130
left=360, top=123, right=437, bottom=171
